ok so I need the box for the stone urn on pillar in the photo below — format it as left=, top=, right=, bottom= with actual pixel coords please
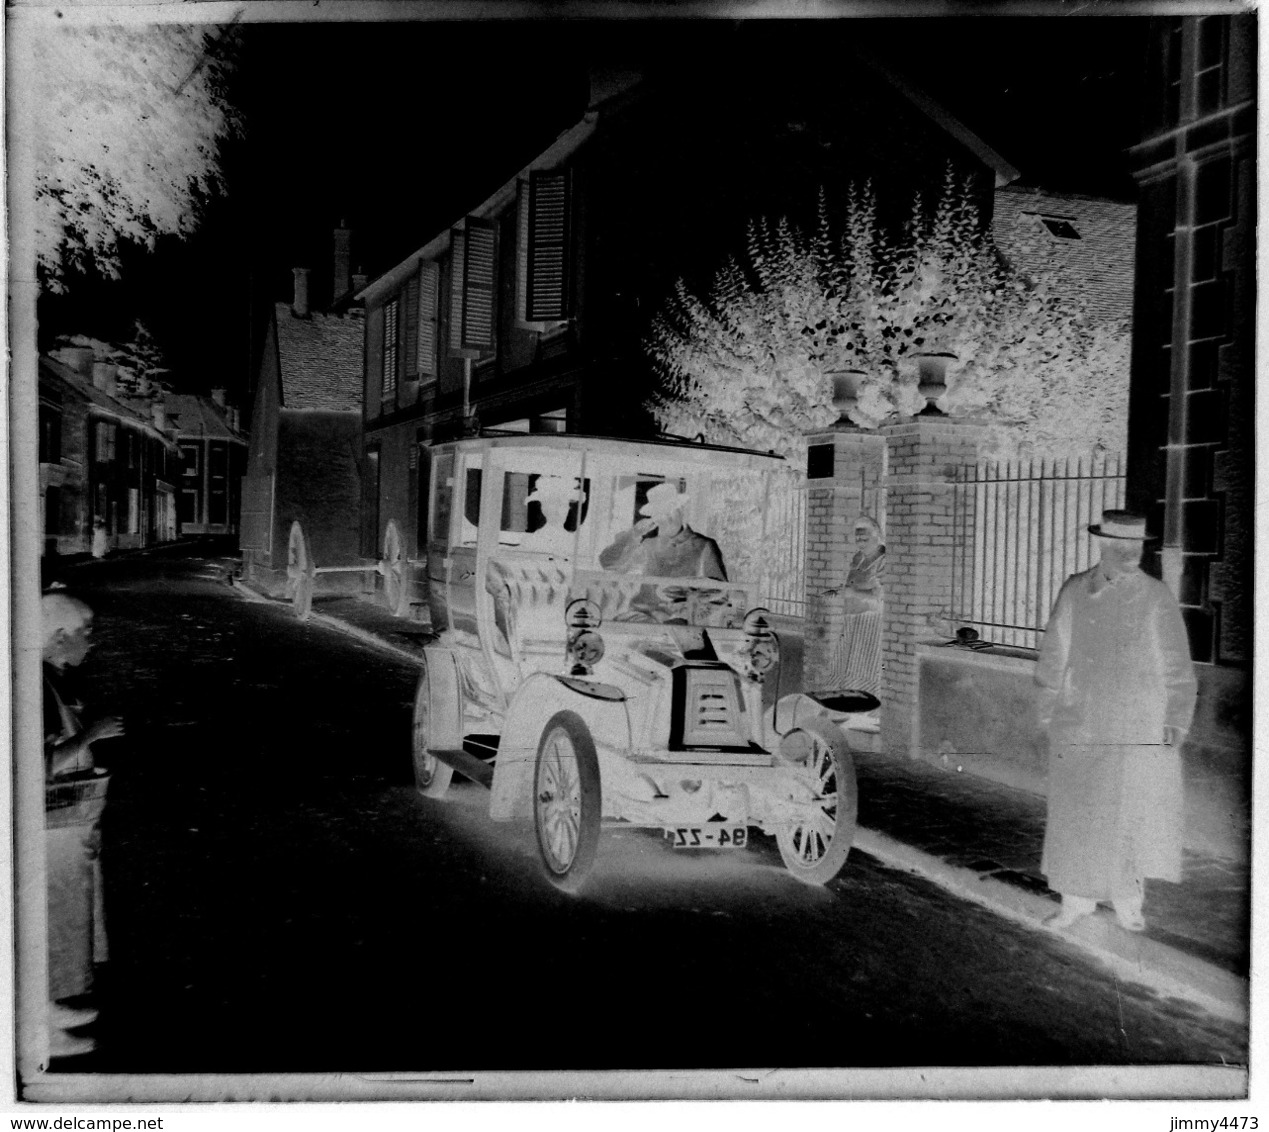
left=912, top=351, right=956, bottom=416
left=826, top=368, right=867, bottom=427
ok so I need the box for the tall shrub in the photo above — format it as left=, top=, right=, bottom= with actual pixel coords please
left=645, top=170, right=1130, bottom=463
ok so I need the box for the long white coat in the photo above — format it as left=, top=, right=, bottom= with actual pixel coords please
left=1035, top=565, right=1197, bottom=898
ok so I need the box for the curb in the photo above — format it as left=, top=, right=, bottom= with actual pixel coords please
left=304, top=609, right=429, bottom=668
left=853, top=827, right=1248, bottom=1026
left=231, top=577, right=428, bottom=667
left=229, top=577, right=271, bottom=604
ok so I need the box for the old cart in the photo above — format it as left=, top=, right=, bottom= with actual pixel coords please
left=412, top=433, right=858, bottom=892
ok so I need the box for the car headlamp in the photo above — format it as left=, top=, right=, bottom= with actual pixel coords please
left=740, top=606, right=778, bottom=683
left=564, top=598, right=605, bottom=676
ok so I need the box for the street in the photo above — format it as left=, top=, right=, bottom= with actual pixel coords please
left=42, top=548, right=1246, bottom=1075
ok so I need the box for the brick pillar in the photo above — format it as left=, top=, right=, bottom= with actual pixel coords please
left=802, top=427, right=885, bottom=693
left=879, top=418, right=984, bottom=759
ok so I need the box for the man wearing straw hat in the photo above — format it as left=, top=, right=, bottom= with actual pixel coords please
left=1035, top=510, right=1197, bottom=933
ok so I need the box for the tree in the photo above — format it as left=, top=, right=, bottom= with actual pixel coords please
left=50, top=321, right=174, bottom=398
left=28, top=22, right=242, bottom=292
left=645, top=171, right=1130, bottom=463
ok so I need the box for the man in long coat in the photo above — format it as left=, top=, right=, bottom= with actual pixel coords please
left=1035, top=511, right=1197, bottom=932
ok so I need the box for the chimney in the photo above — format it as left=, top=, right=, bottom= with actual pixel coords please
left=151, top=402, right=167, bottom=431
left=333, top=223, right=352, bottom=302
left=351, top=271, right=368, bottom=294
left=92, top=362, right=118, bottom=396
left=292, top=267, right=311, bottom=318
left=210, top=387, right=227, bottom=407
left=137, top=374, right=151, bottom=396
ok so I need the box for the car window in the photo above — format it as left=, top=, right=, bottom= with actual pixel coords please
left=430, top=452, right=454, bottom=547
left=499, top=471, right=590, bottom=550
left=458, top=466, right=482, bottom=547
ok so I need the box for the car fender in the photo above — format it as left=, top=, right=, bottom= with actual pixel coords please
left=489, top=672, right=632, bottom=821
left=420, top=645, right=464, bottom=753
left=764, top=691, right=850, bottom=747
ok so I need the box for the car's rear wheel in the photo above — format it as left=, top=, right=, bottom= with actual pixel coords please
left=382, top=520, right=410, bottom=619
left=776, top=721, right=857, bottom=885
left=286, top=521, right=315, bottom=621
left=533, top=711, right=601, bottom=893
left=412, top=664, right=453, bottom=799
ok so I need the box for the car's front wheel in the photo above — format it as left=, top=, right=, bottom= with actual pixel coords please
left=775, top=721, right=857, bottom=885
left=533, top=711, right=601, bottom=893
left=412, top=663, right=454, bottom=800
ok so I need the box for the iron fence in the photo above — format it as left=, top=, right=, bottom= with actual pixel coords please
left=759, top=476, right=808, bottom=617
left=951, top=453, right=1126, bottom=650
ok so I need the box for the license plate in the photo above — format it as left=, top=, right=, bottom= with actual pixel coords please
left=665, top=825, right=748, bottom=849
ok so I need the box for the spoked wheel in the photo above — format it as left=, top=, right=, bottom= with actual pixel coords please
left=533, top=711, right=601, bottom=893
left=412, top=664, right=453, bottom=799
left=286, top=521, right=315, bottom=621
left=776, top=720, right=858, bottom=885
left=382, top=520, right=409, bottom=619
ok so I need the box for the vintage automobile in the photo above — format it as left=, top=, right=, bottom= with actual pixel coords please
left=411, top=433, right=858, bottom=892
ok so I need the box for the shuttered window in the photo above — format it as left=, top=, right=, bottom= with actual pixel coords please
left=416, top=261, right=439, bottom=377
left=524, top=170, right=572, bottom=322
left=449, top=230, right=466, bottom=356
left=462, top=218, right=496, bottom=352
left=365, top=304, right=384, bottom=415
left=403, top=276, right=420, bottom=385
left=382, top=298, right=399, bottom=404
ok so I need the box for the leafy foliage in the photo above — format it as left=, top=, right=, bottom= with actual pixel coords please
left=646, top=171, right=1130, bottom=462
left=29, top=23, right=242, bottom=291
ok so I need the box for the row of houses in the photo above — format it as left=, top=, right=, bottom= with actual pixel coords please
left=38, top=346, right=247, bottom=565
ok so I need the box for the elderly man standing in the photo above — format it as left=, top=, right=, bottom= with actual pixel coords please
left=1035, top=511, right=1197, bottom=933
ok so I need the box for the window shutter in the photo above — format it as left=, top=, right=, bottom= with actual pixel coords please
left=449, top=230, right=465, bottom=355
left=526, top=170, right=571, bottom=322
left=516, top=180, right=531, bottom=322
left=366, top=304, right=384, bottom=412
left=416, top=261, right=439, bottom=376
left=403, top=276, right=419, bottom=378
left=461, top=218, right=496, bottom=352
left=382, top=298, right=399, bottom=402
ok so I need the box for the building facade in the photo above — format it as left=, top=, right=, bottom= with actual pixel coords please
left=1123, top=13, right=1254, bottom=856
left=240, top=275, right=366, bottom=595
left=357, top=61, right=1018, bottom=568
left=164, top=391, right=247, bottom=537
left=39, top=350, right=180, bottom=562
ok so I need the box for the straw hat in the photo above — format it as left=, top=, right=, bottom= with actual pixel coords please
left=1088, top=510, right=1155, bottom=541
left=639, top=481, right=685, bottom=517
left=526, top=475, right=582, bottom=505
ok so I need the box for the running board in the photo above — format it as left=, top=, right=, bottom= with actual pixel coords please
left=427, top=747, right=495, bottom=789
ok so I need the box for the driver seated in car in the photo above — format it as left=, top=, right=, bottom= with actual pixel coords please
left=599, top=482, right=727, bottom=581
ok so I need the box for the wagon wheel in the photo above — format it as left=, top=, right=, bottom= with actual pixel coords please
left=775, top=720, right=858, bottom=885
left=533, top=711, right=601, bottom=894
left=286, top=521, right=316, bottom=622
left=382, top=520, right=410, bottom=619
left=412, top=662, right=453, bottom=800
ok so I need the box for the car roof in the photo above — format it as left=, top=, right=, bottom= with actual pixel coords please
left=431, top=432, right=785, bottom=469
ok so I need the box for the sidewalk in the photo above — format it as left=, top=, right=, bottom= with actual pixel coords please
left=235, top=580, right=1251, bottom=1025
